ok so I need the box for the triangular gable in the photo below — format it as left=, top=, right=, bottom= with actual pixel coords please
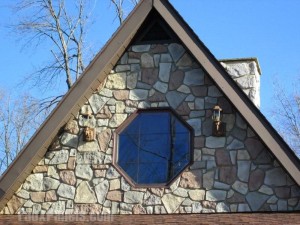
left=0, top=0, right=299, bottom=211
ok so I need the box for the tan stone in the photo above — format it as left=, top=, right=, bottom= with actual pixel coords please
left=106, top=73, right=126, bottom=89
left=64, top=120, right=79, bottom=134
left=188, top=190, right=205, bottom=201
left=33, top=165, right=48, bottom=173
left=30, top=192, right=45, bottom=203
left=74, top=181, right=97, bottom=203
left=45, top=190, right=57, bottom=202
left=179, top=171, right=202, bottom=188
left=67, top=157, right=76, bottom=170
left=60, top=170, right=76, bottom=186
left=113, top=90, right=129, bottom=100
left=107, top=191, right=122, bottom=202
left=109, top=179, right=120, bottom=190
left=162, top=194, right=184, bottom=213
left=73, top=204, right=102, bottom=214
left=97, top=129, right=112, bottom=152
left=94, top=170, right=106, bottom=178
left=7, top=195, right=26, bottom=214
left=133, top=204, right=147, bottom=214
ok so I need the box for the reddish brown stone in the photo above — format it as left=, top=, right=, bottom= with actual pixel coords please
left=67, top=157, right=76, bottom=170
left=107, top=191, right=122, bottom=201
left=96, top=106, right=112, bottom=119
left=179, top=171, right=202, bottom=188
left=169, top=70, right=184, bottom=90
left=60, top=170, right=76, bottom=186
left=275, top=187, right=291, bottom=199
left=128, top=51, right=142, bottom=59
left=73, top=204, right=102, bottom=214
left=97, top=129, right=112, bottom=152
left=141, top=68, right=158, bottom=85
left=113, top=90, right=129, bottom=100
left=30, top=192, right=45, bottom=203
left=194, top=137, right=205, bottom=148
left=216, top=149, right=232, bottom=166
left=133, top=204, right=147, bottom=214
left=249, top=169, right=265, bottom=191
left=245, top=138, right=264, bottom=159
left=227, top=191, right=246, bottom=203
left=150, top=44, right=168, bottom=53
left=148, top=91, right=166, bottom=102
left=219, top=166, right=237, bottom=184
left=6, top=195, right=26, bottom=214
left=33, top=165, right=48, bottom=173
left=202, top=201, right=217, bottom=209
left=45, top=190, right=57, bottom=202
left=191, top=86, right=207, bottom=97
left=176, top=102, right=190, bottom=116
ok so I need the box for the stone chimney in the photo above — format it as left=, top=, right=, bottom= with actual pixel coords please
left=220, top=58, right=261, bottom=108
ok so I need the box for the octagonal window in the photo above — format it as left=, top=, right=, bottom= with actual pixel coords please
left=113, top=108, right=193, bottom=187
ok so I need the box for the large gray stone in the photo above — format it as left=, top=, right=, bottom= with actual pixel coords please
left=232, top=181, right=248, bottom=195
left=159, top=63, right=171, bottom=82
left=168, top=43, right=185, bottom=62
left=265, top=168, right=287, bottom=186
left=144, top=192, right=161, bottom=205
left=166, top=91, right=187, bottom=109
left=57, top=183, right=75, bottom=199
left=227, top=139, right=245, bottom=150
left=206, top=190, right=227, bottom=201
left=95, top=180, right=109, bottom=204
left=237, top=161, right=250, bottom=182
left=208, top=86, right=223, bottom=97
left=61, top=133, right=78, bottom=148
left=132, top=45, right=151, bottom=52
left=89, top=95, right=109, bottom=114
left=47, top=201, right=66, bottom=214
left=153, top=81, right=168, bottom=93
left=246, top=192, right=269, bottom=211
left=216, top=202, right=230, bottom=212
left=184, top=69, right=205, bottom=86
left=206, top=136, right=226, bottom=148
left=141, top=53, right=154, bottom=68
left=76, top=152, right=105, bottom=164
left=124, top=191, right=144, bottom=204
left=43, top=177, right=60, bottom=190
left=75, top=164, right=93, bottom=180
left=23, top=174, right=44, bottom=191
left=129, top=89, right=148, bottom=100
left=187, top=119, right=202, bottom=136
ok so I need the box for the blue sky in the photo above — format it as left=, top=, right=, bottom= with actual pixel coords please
left=0, top=0, right=300, bottom=124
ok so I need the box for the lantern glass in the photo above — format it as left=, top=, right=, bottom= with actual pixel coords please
left=212, top=105, right=222, bottom=122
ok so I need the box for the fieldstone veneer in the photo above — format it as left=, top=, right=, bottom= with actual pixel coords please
left=2, top=43, right=299, bottom=215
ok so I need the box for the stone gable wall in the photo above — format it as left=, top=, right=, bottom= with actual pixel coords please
left=1, top=43, right=299, bottom=215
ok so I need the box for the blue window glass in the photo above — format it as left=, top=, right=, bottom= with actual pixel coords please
left=114, top=109, right=192, bottom=186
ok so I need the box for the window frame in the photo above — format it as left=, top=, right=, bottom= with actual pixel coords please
left=113, top=107, right=194, bottom=188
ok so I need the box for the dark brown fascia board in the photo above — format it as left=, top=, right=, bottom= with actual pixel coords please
left=0, top=0, right=153, bottom=210
left=153, top=0, right=300, bottom=185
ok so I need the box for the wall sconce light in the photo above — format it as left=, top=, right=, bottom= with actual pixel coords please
left=81, top=106, right=96, bottom=142
left=212, top=105, right=226, bottom=137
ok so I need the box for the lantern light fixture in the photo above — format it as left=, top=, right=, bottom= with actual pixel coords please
left=212, top=105, right=226, bottom=137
